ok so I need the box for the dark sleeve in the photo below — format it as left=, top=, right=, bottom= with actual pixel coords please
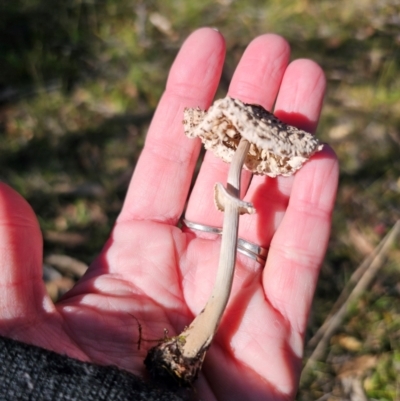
left=0, top=336, right=189, bottom=401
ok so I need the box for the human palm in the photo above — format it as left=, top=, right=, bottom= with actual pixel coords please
left=0, top=29, right=338, bottom=400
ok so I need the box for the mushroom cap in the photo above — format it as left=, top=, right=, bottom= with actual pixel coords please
left=183, top=96, right=324, bottom=177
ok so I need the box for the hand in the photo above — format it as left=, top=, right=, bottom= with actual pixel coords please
left=0, top=28, right=338, bottom=400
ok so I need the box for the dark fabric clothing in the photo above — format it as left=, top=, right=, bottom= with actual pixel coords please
left=0, top=336, right=188, bottom=401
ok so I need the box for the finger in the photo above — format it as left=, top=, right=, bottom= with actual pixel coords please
left=118, top=28, right=225, bottom=224
left=185, top=34, right=291, bottom=226
left=0, top=183, right=51, bottom=323
left=239, top=59, right=327, bottom=246
left=263, top=146, right=339, bottom=348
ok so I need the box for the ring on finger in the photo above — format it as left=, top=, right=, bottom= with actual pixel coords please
left=182, top=218, right=268, bottom=264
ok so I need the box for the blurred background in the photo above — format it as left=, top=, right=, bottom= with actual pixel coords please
left=1, top=0, right=400, bottom=399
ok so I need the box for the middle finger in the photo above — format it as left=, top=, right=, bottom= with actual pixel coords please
left=184, top=34, right=290, bottom=229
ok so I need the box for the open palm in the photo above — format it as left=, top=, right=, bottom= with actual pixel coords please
left=0, top=29, right=338, bottom=400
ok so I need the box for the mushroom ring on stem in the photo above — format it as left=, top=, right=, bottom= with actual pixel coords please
left=144, top=96, right=323, bottom=387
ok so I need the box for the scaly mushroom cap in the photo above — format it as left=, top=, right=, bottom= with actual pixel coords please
left=183, top=96, right=324, bottom=177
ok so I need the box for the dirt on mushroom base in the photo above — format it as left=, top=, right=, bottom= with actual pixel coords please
left=144, top=335, right=206, bottom=387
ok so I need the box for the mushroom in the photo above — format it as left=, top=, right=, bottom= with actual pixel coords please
left=144, top=96, right=323, bottom=387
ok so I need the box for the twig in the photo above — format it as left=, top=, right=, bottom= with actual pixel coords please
left=314, top=393, right=332, bottom=401
left=307, top=221, right=400, bottom=350
left=45, top=254, right=88, bottom=279
left=301, top=220, right=400, bottom=380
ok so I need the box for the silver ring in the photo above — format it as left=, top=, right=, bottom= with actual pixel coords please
left=182, top=219, right=268, bottom=264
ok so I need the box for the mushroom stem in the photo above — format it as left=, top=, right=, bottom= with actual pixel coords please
left=144, top=138, right=254, bottom=386
left=181, top=137, right=251, bottom=355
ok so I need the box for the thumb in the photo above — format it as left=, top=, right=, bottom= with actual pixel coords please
left=0, top=183, right=49, bottom=323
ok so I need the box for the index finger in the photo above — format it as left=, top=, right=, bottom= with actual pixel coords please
left=118, top=28, right=225, bottom=224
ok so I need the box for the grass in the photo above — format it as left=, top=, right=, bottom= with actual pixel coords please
left=1, top=0, right=400, bottom=399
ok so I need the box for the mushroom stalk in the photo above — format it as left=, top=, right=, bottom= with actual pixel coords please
left=181, top=138, right=251, bottom=357
left=144, top=138, right=254, bottom=386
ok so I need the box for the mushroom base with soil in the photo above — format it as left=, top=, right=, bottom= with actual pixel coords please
left=144, top=334, right=207, bottom=387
